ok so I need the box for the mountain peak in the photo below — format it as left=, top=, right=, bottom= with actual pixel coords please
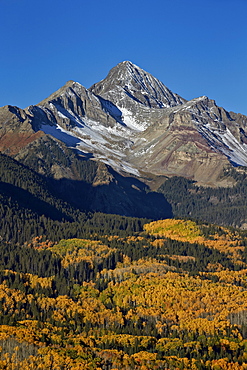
left=119, top=60, right=135, bottom=65
left=90, top=61, right=186, bottom=109
left=35, top=80, right=91, bottom=110
left=116, top=60, right=140, bottom=69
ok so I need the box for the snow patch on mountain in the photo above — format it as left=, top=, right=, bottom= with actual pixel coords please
left=216, top=128, right=247, bottom=166
left=120, top=107, right=149, bottom=131
left=196, top=121, right=247, bottom=166
left=40, top=110, right=140, bottom=176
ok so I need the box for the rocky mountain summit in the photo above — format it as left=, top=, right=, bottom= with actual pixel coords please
left=90, top=60, right=186, bottom=113
left=1, top=61, right=247, bottom=193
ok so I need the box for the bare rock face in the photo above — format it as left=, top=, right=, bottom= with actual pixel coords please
left=128, top=97, right=232, bottom=186
left=92, top=162, right=114, bottom=187
left=90, top=61, right=186, bottom=108
left=90, top=61, right=186, bottom=131
left=0, top=105, right=44, bottom=155
left=27, top=80, right=120, bottom=131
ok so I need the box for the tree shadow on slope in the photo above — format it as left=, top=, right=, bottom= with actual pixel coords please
left=54, top=169, right=173, bottom=220
left=0, top=149, right=172, bottom=222
left=0, top=181, right=70, bottom=221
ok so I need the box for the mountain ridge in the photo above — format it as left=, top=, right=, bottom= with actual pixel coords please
left=1, top=60, right=247, bottom=224
left=2, top=61, right=247, bottom=185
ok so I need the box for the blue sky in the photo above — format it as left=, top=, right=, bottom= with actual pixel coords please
left=0, top=0, right=246, bottom=115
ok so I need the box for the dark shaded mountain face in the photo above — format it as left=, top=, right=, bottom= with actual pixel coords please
left=0, top=152, right=171, bottom=223
left=1, top=60, right=247, bottom=222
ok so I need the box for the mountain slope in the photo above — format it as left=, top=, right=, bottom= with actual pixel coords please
left=129, top=96, right=234, bottom=186
left=1, top=60, right=247, bottom=224
left=26, top=79, right=139, bottom=176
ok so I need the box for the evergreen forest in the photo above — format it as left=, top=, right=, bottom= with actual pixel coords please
left=158, top=167, right=247, bottom=228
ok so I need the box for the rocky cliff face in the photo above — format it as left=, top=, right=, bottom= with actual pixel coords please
left=90, top=61, right=186, bottom=133
left=0, top=105, right=44, bottom=155
left=90, top=61, right=186, bottom=108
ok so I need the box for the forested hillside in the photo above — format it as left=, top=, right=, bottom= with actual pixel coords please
left=158, top=167, right=247, bottom=228
left=0, top=152, right=150, bottom=243
left=1, top=218, right=247, bottom=369
left=3, top=141, right=247, bottom=368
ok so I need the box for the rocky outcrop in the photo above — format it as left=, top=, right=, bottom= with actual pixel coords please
left=27, top=80, right=120, bottom=131
left=0, top=105, right=44, bottom=155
